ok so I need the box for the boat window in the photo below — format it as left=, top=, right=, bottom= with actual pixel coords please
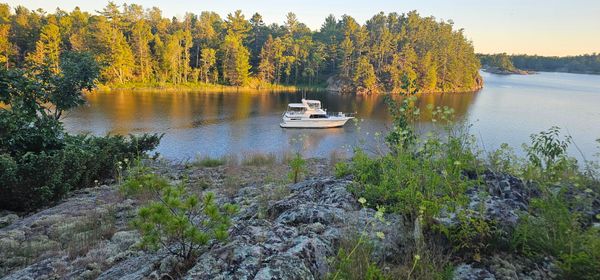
left=309, top=114, right=328, bottom=119
left=288, top=106, right=306, bottom=113
left=307, top=102, right=321, bottom=110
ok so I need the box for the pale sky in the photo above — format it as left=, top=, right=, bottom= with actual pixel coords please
left=6, top=0, right=600, bottom=56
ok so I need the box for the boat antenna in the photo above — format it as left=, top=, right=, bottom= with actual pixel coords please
left=301, top=89, right=306, bottom=100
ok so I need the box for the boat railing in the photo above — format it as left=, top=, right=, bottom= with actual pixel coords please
left=327, top=112, right=356, bottom=118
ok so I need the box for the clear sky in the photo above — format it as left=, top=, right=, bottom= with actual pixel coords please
left=5, top=0, right=600, bottom=56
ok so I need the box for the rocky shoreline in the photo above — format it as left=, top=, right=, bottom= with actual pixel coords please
left=0, top=159, right=593, bottom=279
left=482, top=67, right=535, bottom=75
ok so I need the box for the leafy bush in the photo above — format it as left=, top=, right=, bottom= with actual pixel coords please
left=446, top=209, right=498, bottom=262
left=0, top=134, right=161, bottom=211
left=522, top=126, right=579, bottom=183
left=121, top=169, right=238, bottom=264
left=512, top=194, right=600, bottom=279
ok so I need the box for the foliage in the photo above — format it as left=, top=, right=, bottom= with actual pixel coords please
left=342, top=93, right=599, bottom=279
left=508, top=128, right=600, bottom=279
left=487, top=143, right=520, bottom=175
left=479, top=53, right=600, bottom=75
left=122, top=167, right=238, bottom=263
left=525, top=126, right=571, bottom=170
left=384, top=94, right=418, bottom=150
left=346, top=103, right=479, bottom=224
left=0, top=51, right=161, bottom=212
left=327, top=240, right=387, bottom=280
left=0, top=51, right=98, bottom=120
left=327, top=198, right=388, bottom=280
left=0, top=134, right=161, bottom=211
left=0, top=4, right=481, bottom=92
left=193, top=155, right=226, bottom=167
left=288, top=152, right=306, bottom=183
left=447, top=208, right=498, bottom=262
left=478, top=53, right=516, bottom=72
left=512, top=194, right=600, bottom=280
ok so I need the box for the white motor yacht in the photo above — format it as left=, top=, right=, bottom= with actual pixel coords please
left=280, top=99, right=354, bottom=128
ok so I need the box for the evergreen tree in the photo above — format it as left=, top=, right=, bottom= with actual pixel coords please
left=258, top=35, right=276, bottom=83
left=26, top=23, right=62, bottom=73
left=354, top=56, right=377, bottom=93
left=221, top=33, right=250, bottom=86
left=200, top=48, right=217, bottom=83
left=130, top=20, right=153, bottom=82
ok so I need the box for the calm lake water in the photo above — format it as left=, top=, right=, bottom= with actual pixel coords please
left=63, top=71, right=600, bottom=161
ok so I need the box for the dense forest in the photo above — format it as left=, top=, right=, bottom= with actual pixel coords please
left=0, top=2, right=482, bottom=93
left=479, top=53, right=600, bottom=75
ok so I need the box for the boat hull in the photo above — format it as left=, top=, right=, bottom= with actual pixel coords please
left=280, top=117, right=353, bottom=128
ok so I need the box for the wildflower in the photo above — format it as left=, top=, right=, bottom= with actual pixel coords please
left=124, top=158, right=129, bottom=163
left=414, top=254, right=421, bottom=261
left=94, top=180, right=98, bottom=184
left=376, top=231, right=385, bottom=240
left=358, top=197, right=367, bottom=205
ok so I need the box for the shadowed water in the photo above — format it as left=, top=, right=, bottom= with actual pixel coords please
left=63, top=71, right=600, bottom=160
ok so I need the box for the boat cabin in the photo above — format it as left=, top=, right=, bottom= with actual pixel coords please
left=303, top=99, right=321, bottom=110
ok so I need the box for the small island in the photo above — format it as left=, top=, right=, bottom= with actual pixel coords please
left=479, top=52, right=600, bottom=75
left=479, top=53, right=535, bottom=75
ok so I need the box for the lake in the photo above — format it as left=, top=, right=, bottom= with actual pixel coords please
left=63, top=71, right=600, bottom=161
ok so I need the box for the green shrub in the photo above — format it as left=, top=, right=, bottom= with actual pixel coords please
left=446, top=209, right=498, bottom=262
left=487, top=143, right=520, bottom=175
left=342, top=98, right=480, bottom=224
left=334, top=161, right=352, bottom=178
left=346, top=145, right=473, bottom=224
left=122, top=170, right=238, bottom=264
left=288, top=152, right=306, bottom=183
left=0, top=134, right=161, bottom=212
left=512, top=194, right=600, bottom=279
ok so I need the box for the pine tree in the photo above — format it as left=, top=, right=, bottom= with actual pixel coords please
left=200, top=48, right=217, bottom=83
left=221, top=33, right=250, bottom=86
left=353, top=56, right=377, bottom=93
left=258, top=35, right=276, bottom=84
left=0, top=24, right=13, bottom=69
left=130, top=20, right=153, bottom=82
left=26, top=23, right=62, bottom=73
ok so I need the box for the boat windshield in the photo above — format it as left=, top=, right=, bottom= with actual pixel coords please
left=287, top=105, right=306, bottom=113
left=309, top=114, right=328, bottom=119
